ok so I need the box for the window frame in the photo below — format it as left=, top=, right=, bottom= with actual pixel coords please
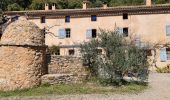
left=65, top=28, right=71, bottom=38
left=65, top=16, right=70, bottom=23
left=91, top=15, right=97, bottom=22
left=41, top=16, right=46, bottom=23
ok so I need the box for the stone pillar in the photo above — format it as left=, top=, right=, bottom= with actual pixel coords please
left=0, top=17, right=47, bottom=91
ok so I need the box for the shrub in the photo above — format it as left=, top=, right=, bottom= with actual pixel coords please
left=81, top=30, right=149, bottom=86
left=48, top=45, right=60, bottom=55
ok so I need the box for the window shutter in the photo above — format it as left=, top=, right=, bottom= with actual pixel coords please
left=86, top=29, right=92, bottom=39
left=58, top=28, right=66, bottom=39
left=117, top=27, right=123, bottom=35
left=160, top=48, right=167, bottom=62
left=166, top=25, right=170, bottom=36
left=135, top=37, right=141, bottom=47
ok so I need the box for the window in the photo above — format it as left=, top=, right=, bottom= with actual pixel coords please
left=123, top=13, right=128, bottom=20
left=65, top=16, right=70, bottom=23
left=65, top=28, right=71, bottom=38
left=166, top=25, right=170, bottom=36
left=92, top=29, right=97, bottom=38
left=55, top=49, right=60, bottom=55
left=123, top=28, right=128, bottom=37
left=41, top=16, right=46, bottom=23
left=166, top=48, right=170, bottom=60
left=91, top=15, right=97, bottom=21
left=97, top=49, right=102, bottom=54
left=69, top=49, right=75, bottom=55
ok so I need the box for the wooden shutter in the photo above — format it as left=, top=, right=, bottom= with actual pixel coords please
left=58, top=28, right=66, bottom=39
left=160, top=48, right=167, bottom=62
left=86, top=29, right=92, bottom=39
left=166, top=25, right=170, bottom=36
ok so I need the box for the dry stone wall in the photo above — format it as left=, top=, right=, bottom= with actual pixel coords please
left=41, top=55, right=89, bottom=84
left=47, top=55, right=88, bottom=75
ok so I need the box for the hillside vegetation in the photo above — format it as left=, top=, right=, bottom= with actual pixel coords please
left=0, top=0, right=170, bottom=11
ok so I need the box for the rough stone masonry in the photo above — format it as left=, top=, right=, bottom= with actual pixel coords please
left=0, top=17, right=46, bottom=91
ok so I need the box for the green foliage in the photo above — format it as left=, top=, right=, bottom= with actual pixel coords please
left=81, top=30, right=149, bottom=86
left=1, top=0, right=170, bottom=11
left=48, top=45, right=60, bottom=55
left=7, top=3, right=23, bottom=11
left=156, top=66, right=170, bottom=73
left=0, top=10, right=8, bottom=25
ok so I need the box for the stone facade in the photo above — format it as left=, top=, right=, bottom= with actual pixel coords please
left=0, top=17, right=46, bottom=91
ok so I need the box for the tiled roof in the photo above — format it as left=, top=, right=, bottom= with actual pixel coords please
left=4, top=4, right=170, bottom=18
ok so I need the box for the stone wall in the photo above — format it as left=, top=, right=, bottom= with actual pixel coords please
left=47, top=55, right=88, bottom=75
left=42, top=55, right=89, bottom=84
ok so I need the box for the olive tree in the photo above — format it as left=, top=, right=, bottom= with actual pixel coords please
left=81, top=30, right=149, bottom=85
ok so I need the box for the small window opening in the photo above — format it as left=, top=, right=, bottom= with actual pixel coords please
left=41, top=16, right=46, bottom=23
left=92, top=29, right=97, bottom=38
left=65, top=16, right=70, bottom=23
left=123, top=28, right=128, bottom=37
left=91, top=15, right=97, bottom=21
left=69, top=49, right=75, bottom=55
left=123, top=13, right=128, bottom=19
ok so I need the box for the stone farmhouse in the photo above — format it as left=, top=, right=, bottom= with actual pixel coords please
left=3, top=0, right=170, bottom=69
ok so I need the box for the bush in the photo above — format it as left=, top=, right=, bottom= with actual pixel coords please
left=48, top=45, right=60, bottom=55
left=81, top=30, right=149, bottom=86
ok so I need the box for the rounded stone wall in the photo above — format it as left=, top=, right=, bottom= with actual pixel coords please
left=0, top=17, right=46, bottom=91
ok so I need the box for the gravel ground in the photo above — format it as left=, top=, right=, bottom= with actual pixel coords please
left=1, top=72, right=170, bottom=100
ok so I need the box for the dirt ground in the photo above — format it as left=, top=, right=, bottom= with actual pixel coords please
left=1, top=72, right=170, bottom=100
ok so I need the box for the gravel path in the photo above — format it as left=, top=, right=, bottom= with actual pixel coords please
left=2, top=73, right=170, bottom=100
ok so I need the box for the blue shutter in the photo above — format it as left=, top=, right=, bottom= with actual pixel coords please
left=160, top=48, right=167, bottom=62
left=135, top=37, right=141, bottom=47
left=117, top=27, right=123, bottom=35
left=58, top=29, right=66, bottom=39
left=86, top=29, right=92, bottom=39
left=166, top=25, right=170, bottom=36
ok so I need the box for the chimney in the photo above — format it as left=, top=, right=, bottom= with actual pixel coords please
left=146, top=0, right=152, bottom=6
left=52, top=3, right=56, bottom=10
left=45, top=3, right=49, bottom=10
left=83, top=0, right=88, bottom=9
left=103, top=2, right=107, bottom=9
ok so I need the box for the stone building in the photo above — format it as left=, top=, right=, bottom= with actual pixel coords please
left=0, top=17, right=46, bottom=91
left=4, top=0, right=170, bottom=68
